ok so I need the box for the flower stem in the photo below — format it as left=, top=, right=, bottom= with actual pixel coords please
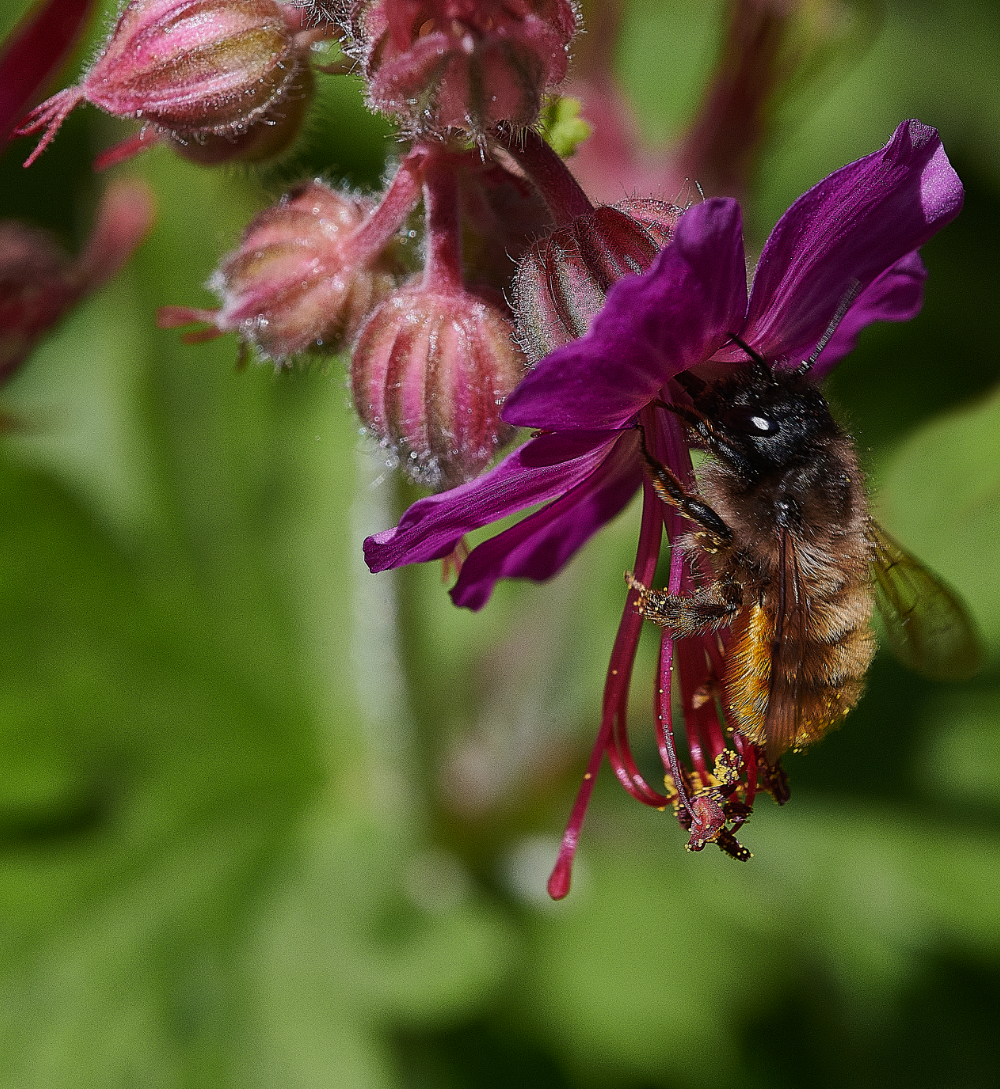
left=345, top=146, right=426, bottom=264
left=669, top=0, right=788, bottom=199
left=494, top=123, right=593, bottom=225
left=421, top=150, right=464, bottom=294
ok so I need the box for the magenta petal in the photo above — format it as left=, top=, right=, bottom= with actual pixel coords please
left=740, top=120, right=963, bottom=367
left=503, top=198, right=748, bottom=431
left=808, top=250, right=926, bottom=379
left=364, top=430, right=620, bottom=572
left=451, top=431, right=642, bottom=610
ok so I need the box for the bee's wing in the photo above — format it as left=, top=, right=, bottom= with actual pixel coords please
left=868, top=522, right=982, bottom=681
left=762, top=529, right=809, bottom=762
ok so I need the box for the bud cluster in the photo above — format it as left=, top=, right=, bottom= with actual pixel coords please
left=156, top=115, right=683, bottom=487
left=9, top=0, right=795, bottom=492
left=13, top=0, right=627, bottom=489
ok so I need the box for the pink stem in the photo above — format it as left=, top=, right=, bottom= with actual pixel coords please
left=421, top=151, right=463, bottom=294
left=667, top=0, right=789, bottom=200
left=604, top=455, right=671, bottom=807
left=547, top=431, right=665, bottom=900
left=343, top=146, right=427, bottom=265
left=78, top=177, right=156, bottom=285
left=654, top=518, right=690, bottom=816
left=675, top=635, right=710, bottom=782
left=650, top=408, right=701, bottom=813
left=494, top=123, right=593, bottom=226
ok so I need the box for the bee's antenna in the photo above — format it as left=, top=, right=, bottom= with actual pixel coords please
left=796, top=279, right=862, bottom=376
left=727, top=332, right=772, bottom=381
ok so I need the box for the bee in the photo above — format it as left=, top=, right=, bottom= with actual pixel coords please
left=627, top=334, right=981, bottom=766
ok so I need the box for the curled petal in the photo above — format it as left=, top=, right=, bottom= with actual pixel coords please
left=739, top=119, right=963, bottom=366
left=364, top=429, right=620, bottom=572
left=503, top=197, right=748, bottom=432
left=809, top=250, right=927, bottom=380
left=451, top=431, right=642, bottom=610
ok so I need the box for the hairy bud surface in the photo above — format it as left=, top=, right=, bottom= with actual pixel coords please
left=352, top=285, right=525, bottom=487
left=18, top=0, right=310, bottom=166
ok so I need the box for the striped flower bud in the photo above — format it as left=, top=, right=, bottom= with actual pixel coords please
left=160, top=64, right=314, bottom=166
left=351, top=285, right=525, bottom=488
left=158, top=181, right=399, bottom=363
left=17, top=0, right=310, bottom=167
left=512, top=197, right=679, bottom=363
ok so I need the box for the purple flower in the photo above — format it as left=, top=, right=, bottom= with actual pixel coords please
left=365, top=119, right=963, bottom=896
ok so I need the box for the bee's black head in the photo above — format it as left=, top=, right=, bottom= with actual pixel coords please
left=685, top=364, right=839, bottom=480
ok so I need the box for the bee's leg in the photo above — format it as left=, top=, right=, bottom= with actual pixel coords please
left=625, top=571, right=741, bottom=636
left=637, top=426, right=732, bottom=550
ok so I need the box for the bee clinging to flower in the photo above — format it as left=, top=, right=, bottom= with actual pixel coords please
left=365, top=120, right=973, bottom=897
left=628, top=327, right=981, bottom=766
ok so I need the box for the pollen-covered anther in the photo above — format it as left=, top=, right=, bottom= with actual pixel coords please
left=16, top=0, right=315, bottom=167
left=711, top=748, right=743, bottom=786
left=355, top=0, right=580, bottom=134
left=351, top=285, right=525, bottom=489
left=625, top=572, right=655, bottom=619
left=662, top=774, right=684, bottom=815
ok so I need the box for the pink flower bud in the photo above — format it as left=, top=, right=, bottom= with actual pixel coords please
left=0, top=224, right=79, bottom=378
left=352, top=285, right=525, bottom=488
left=17, top=0, right=310, bottom=167
left=163, top=64, right=314, bottom=166
left=0, top=179, right=155, bottom=380
left=512, top=197, right=679, bottom=362
left=158, top=181, right=399, bottom=363
left=355, top=0, right=579, bottom=134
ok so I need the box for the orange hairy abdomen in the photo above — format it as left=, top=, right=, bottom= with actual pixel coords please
left=723, top=572, right=876, bottom=762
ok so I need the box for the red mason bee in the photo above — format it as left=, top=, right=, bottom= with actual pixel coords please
left=628, top=334, right=981, bottom=764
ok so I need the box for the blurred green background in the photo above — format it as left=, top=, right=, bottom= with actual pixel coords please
left=1, top=1, right=999, bottom=1086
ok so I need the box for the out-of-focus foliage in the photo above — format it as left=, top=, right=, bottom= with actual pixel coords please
left=0, top=2, right=998, bottom=1087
